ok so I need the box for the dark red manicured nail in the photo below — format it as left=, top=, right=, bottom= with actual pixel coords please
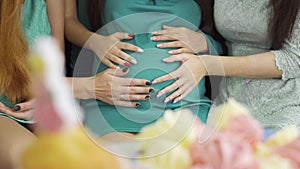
left=149, top=88, right=155, bottom=93
left=128, top=34, right=135, bottom=38
left=124, top=62, right=131, bottom=67
left=136, top=103, right=141, bottom=107
left=145, top=95, right=151, bottom=100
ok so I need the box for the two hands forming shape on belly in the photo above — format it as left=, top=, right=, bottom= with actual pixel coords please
left=88, top=25, right=209, bottom=106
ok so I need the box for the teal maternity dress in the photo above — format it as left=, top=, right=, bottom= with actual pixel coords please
left=72, top=0, right=222, bottom=136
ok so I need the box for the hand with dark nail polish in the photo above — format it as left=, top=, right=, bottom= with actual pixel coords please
left=149, top=88, right=155, bottom=93
left=124, top=62, right=131, bottom=67
left=14, top=105, right=21, bottom=111
left=122, top=67, right=129, bottom=72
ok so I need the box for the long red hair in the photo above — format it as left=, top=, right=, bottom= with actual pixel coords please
left=0, top=0, right=31, bottom=103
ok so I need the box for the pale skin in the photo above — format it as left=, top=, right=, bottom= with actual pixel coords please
left=69, top=67, right=154, bottom=107
left=0, top=116, right=35, bottom=169
left=152, top=25, right=208, bottom=54
left=46, top=0, right=65, bottom=53
left=151, top=26, right=282, bottom=103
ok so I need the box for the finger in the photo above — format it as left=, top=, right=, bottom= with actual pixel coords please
left=106, top=67, right=129, bottom=77
left=164, top=89, right=183, bottom=103
left=119, top=94, right=151, bottom=101
left=162, top=54, right=190, bottom=63
left=0, top=102, right=12, bottom=114
left=112, top=32, right=135, bottom=40
left=119, top=78, right=152, bottom=87
left=152, top=30, right=168, bottom=35
left=162, top=25, right=175, bottom=30
left=157, top=41, right=183, bottom=48
left=113, top=50, right=137, bottom=64
left=113, top=101, right=141, bottom=108
left=168, top=48, right=194, bottom=55
left=113, top=86, right=152, bottom=95
left=126, top=87, right=154, bottom=94
left=118, top=42, right=143, bottom=53
left=152, top=71, right=178, bottom=84
left=102, top=57, right=118, bottom=69
left=14, top=100, right=35, bottom=112
left=109, top=54, right=129, bottom=67
left=151, top=35, right=176, bottom=41
left=9, top=110, right=34, bottom=121
left=174, top=87, right=194, bottom=103
left=156, top=81, right=182, bottom=98
left=0, top=103, right=32, bottom=120
left=9, top=111, right=34, bottom=121
left=173, top=95, right=183, bottom=104
left=171, top=83, right=190, bottom=103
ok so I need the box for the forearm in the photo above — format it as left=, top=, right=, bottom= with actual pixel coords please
left=46, top=0, right=65, bottom=52
left=200, top=52, right=283, bottom=78
left=64, top=0, right=94, bottom=49
left=65, top=17, right=94, bottom=49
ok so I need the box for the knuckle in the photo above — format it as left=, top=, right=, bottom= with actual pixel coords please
left=115, top=50, right=123, bottom=57
left=129, top=87, right=136, bottom=93
left=123, top=43, right=131, bottom=49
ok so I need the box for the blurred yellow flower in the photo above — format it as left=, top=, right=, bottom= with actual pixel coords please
left=137, top=109, right=199, bottom=169
left=254, top=144, right=293, bottom=169
left=207, top=99, right=249, bottom=129
left=265, top=126, right=298, bottom=147
left=21, top=127, right=120, bottom=169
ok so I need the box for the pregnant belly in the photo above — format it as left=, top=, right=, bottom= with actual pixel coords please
left=93, top=34, right=204, bottom=123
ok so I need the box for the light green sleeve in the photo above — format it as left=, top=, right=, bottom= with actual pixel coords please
left=21, top=0, right=51, bottom=46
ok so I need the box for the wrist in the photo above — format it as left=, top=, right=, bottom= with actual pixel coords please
left=70, top=77, right=94, bottom=99
left=194, top=32, right=209, bottom=54
left=86, top=34, right=103, bottom=52
left=199, top=33, right=209, bottom=54
left=197, top=55, right=222, bottom=76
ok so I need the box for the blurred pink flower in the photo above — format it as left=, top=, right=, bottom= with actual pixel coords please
left=190, top=131, right=259, bottom=169
left=223, top=114, right=263, bottom=146
left=274, top=137, right=300, bottom=169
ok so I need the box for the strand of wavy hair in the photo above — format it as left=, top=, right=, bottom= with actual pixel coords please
left=0, top=0, right=31, bottom=104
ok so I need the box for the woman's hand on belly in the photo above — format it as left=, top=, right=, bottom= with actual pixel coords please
left=151, top=25, right=208, bottom=54
left=152, top=54, right=207, bottom=103
left=79, top=67, right=153, bottom=107
left=89, top=32, right=144, bottom=69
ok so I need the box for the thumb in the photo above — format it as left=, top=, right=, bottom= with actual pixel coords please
left=106, top=67, right=129, bottom=77
left=112, top=32, right=133, bottom=40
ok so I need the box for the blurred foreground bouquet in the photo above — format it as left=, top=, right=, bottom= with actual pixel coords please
left=137, top=99, right=300, bottom=169
left=19, top=38, right=120, bottom=169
